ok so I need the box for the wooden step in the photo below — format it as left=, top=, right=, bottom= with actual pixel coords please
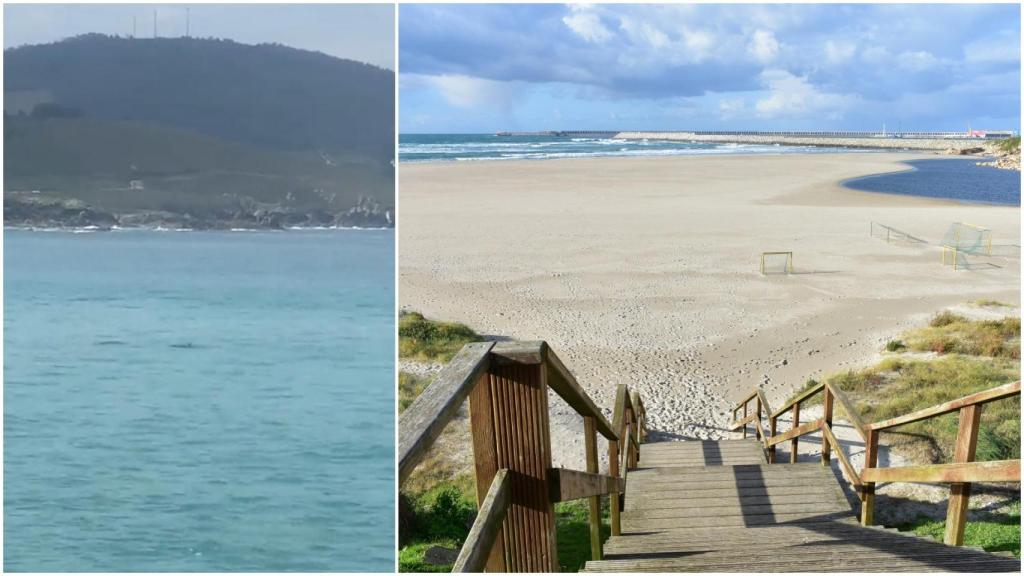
left=623, top=500, right=848, bottom=520
left=584, top=553, right=1020, bottom=572
left=626, top=491, right=847, bottom=511
left=584, top=439, right=1021, bottom=572
left=625, top=483, right=842, bottom=505
left=622, top=509, right=855, bottom=531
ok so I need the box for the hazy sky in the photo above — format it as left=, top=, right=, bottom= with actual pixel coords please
left=400, top=3, right=1021, bottom=133
left=4, top=3, right=395, bottom=69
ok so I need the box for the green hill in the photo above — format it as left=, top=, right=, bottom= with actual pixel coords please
left=3, top=34, right=394, bottom=229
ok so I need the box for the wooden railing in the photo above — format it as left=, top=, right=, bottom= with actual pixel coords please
left=730, top=379, right=1021, bottom=547
left=399, top=341, right=646, bottom=572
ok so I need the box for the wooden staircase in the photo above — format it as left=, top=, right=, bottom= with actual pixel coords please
left=583, top=439, right=1019, bottom=572
left=400, top=341, right=1020, bottom=573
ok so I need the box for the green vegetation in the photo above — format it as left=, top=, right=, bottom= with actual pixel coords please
left=4, top=35, right=393, bottom=227
left=972, top=299, right=1012, bottom=308
left=901, top=312, right=1019, bottom=359
left=399, top=311, right=481, bottom=363
left=899, top=502, right=1020, bottom=558
left=829, top=355, right=1019, bottom=461
left=399, top=479, right=608, bottom=572
left=885, top=339, right=906, bottom=352
left=399, top=371, right=432, bottom=413
left=994, top=136, right=1021, bottom=155
left=6, top=34, right=393, bottom=158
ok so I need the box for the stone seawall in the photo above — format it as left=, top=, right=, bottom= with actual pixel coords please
left=614, top=131, right=981, bottom=151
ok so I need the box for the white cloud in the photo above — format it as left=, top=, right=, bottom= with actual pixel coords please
left=824, top=40, right=856, bottom=64
left=747, top=29, right=779, bottom=63
left=718, top=98, right=746, bottom=120
left=896, top=50, right=941, bottom=72
left=755, top=69, right=857, bottom=119
left=423, top=74, right=520, bottom=110
left=563, top=6, right=613, bottom=43
left=964, top=34, right=1020, bottom=63
left=682, top=26, right=714, bottom=60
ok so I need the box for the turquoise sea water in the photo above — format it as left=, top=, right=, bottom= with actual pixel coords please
left=3, top=230, right=394, bottom=572
left=399, top=133, right=864, bottom=162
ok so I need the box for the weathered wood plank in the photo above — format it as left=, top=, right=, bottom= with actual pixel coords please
left=860, top=428, right=878, bottom=526
left=821, top=423, right=861, bottom=492
left=487, top=358, right=558, bottom=571
left=860, top=460, right=1020, bottom=483
left=399, top=341, right=494, bottom=484
left=827, top=383, right=868, bottom=441
left=790, top=402, right=801, bottom=464
left=453, top=469, right=510, bottom=573
left=549, top=467, right=624, bottom=502
left=728, top=413, right=758, bottom=431
left=623, top=501, right=848, bottom=520
left=865, top=381, right=1020, bottom=431
left=765, top=418, right=823, bottom=447
left=583, top=416, right=602, bottom=561
left=945, top=404, right=981, bottom=546
left=545, top=347, right=617, bottom=440
left=468, top=360, right=506, bottom=571
left=755, top=388, right=774, bottom=421
left=489, top=340, right=545, bottom=365
left=770, top=381, right=825, bottom=418
left=821, top=387, right=834, bottom=466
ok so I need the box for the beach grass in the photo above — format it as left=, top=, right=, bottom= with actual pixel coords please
left=972, top=299, right=1013, bottom=308
left=901, top=312, right=1019, bottom=358
left=899, top=501, right=1020, bottom=558
left=399, top=310, right=480, bottom=363
left=830, top=354, right=1019, bottom=462
left=399, top=371, right=432, bottom=413
left=995, top=136, right=1021, bottom=155
left=399, top=478, right=608, bottom=572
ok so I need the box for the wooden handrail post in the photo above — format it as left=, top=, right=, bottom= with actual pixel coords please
left=742, top=401, right=748, bottom=439
left=755, top=396, right=763, bottom=441
left=583, top=416, right=602, bottom=561
left=860, top=428, right=878, bottom=525
left=768, top=415, right=777, bottom=463
left=945, top=404, right=982, bottom=546
left=625, top=406, right=638, bottom=469
left=821, top=387, right=834, bottom=467
left=608, top=433, right=621, bottom=536
left=469, top=353, right=558, bottom=571
left=790, top=402, right=801, bottom=464
left=468, top=368, right=507, bottom=572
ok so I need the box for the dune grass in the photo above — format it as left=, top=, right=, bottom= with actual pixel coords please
left=399, top=311, right=480, bottom=363
left=994, top=136, right=1021, bottom=155
left=899, top=501, right=1020, bottom=558
left=399, top=371, right=432, bottom=413
left=900, top=312, right=1020, bottom=359
left=829, top=355, right=1019, bottom=462
left=972, top=299, right=1013, bottom=308
left=399, top=478, right=608, bottom=572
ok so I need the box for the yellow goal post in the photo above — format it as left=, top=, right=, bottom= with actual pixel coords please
left=761, top=251, right=793, bottom=275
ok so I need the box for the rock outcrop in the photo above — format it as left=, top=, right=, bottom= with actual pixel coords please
left=4, top=191, right=395, bottom=230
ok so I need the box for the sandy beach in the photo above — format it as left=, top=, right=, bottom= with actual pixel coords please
left=399, top=152, right=1020, bottom=471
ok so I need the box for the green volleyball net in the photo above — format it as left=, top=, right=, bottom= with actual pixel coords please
left=940, top=222, right=992, bottom=256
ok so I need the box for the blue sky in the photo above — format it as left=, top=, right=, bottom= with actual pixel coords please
left=400, top=3, right=1021, bottom=133
left=4, top=4, right=395, bottom=69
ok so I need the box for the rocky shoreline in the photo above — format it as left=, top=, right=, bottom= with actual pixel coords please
left=4, top=193, right=394, bottom=231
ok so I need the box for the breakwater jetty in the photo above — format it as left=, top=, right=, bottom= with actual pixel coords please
left=614, top=131, right=1012, bottom=151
